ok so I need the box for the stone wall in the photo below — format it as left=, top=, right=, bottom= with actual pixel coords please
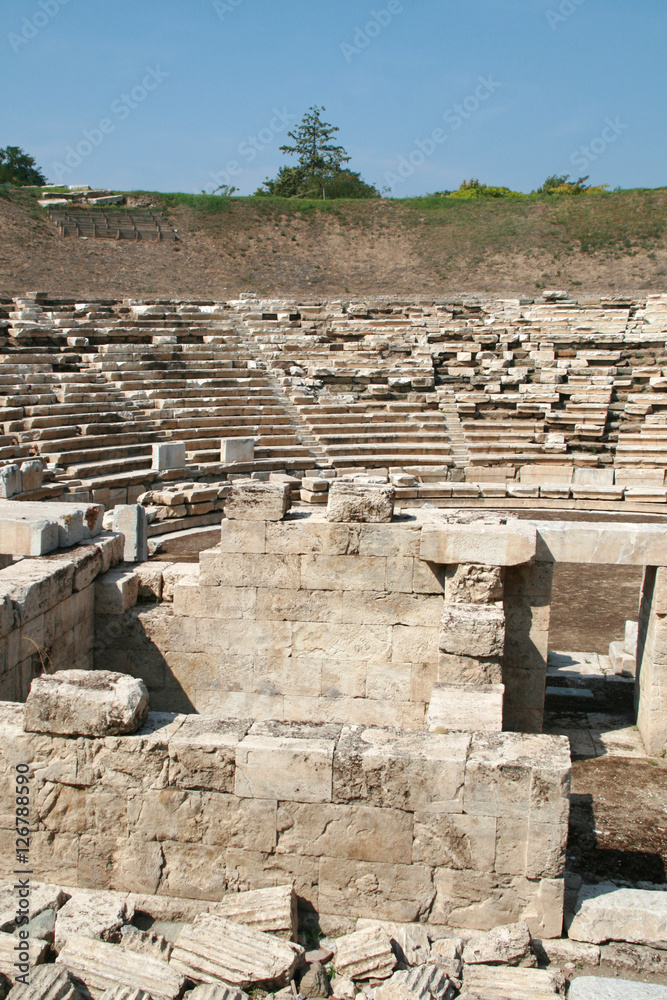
left=0, top=533, right=123, bottom=701
left=0, top=704, right=570, bottom=937
left=96, top=512, right=447, bottom=727
left=636, top=566, right=667, bottom=754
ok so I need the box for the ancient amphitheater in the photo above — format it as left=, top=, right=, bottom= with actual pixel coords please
left=0, top=289, right=667, bottom=999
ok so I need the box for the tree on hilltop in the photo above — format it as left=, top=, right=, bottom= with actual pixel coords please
left=258, top=106, right=379, bottom=199
left=0, top=146, right=46, bottom=186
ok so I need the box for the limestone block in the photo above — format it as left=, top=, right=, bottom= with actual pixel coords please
left=625, top=619, right=639, bottom=656
left=439, top=604, right=505, bottom=658
left=412, top=812, right=496, bottom=870
left=421, top=522, right=536, bottom=567
left=300, top=554, right=386, bottom=592
left=333, top=926, right=396, bottom=981
left=567, top=977, right=667, bottom=1000
left=333, top=726, right=469, bottom=813
left=99, top=990, right=152, bottom=1000
left=427, top=683, right=504, bottom=733
left=330, top=978, right=357, bottom=999
left=162, top=562, right=199, bottom=601
left=568, top=885, right=667, bottom=947
left=462, top=921, right=532, bottom=966
left=298, top=960, right=332, bottom=998
left=210, top=884, right=297, bottom=940
left=19, top=460, right=44, bottom=493
left=275, top=802, right=413, bottom=864
left=169, top=913, right=303, bottom=988
left=221, top=437, right=255, bottom=464
left=445, top=564, right=504, bottom=604
left=318, top=857, right=435, bottom=924
left=120, top=924, right=173, bottom=961
left=236, top=722, right=337, bottom=803
left=326, top=483, right=396, bottom=524
left=187, top=987, right=249, bottom=1000
left=168, top=716, right=249, bottom=793
left=0, top=466, right=21, bottom=499
left=6, top=964, right=82, bottom=999
left=303, top=478, right=329, bottom=493
left=0, top=514, right=58, bottom=557
left=573, top=467, right=614, bottom=486
left=428, top=938, right=463, bottom=979
left=355, top=920, right=431, bottom=967
left=151, top=442, right=186, bottom=471
left=0, top=881, right=68, bottom=932
left=532, top=938, right=599, bottom=966
left=57, top=934, right=185, bottom=999
left=609, top=640, right=635, bottom=677
left=112, top=506, right=148, bottom=563
left=0, top=929, right=47, bottom=979
left=95, top=567, right=139, bottom=614
left=460, top=965, right=564, bottom=999
left=55, top=890, right=132, bottom=952
left=135, top=561, right=164, bottom=601
left=533, top=521, right=667, bottom=566
left=24, top=669, right=149, bottom=737
left=437, top=653, right=502, bottom=685
left=225, top=483, right=291, bottom=522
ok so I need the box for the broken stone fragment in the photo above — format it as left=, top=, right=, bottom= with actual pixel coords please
left=445, top=564, right=504, bottom=604
left=375, top=965, right=455, bottom=1000
left=186, top=986, right=250, bottom=1000
left=210, top=884, right=298, bottom=940
left=428, top=938, right=462, bottom=980
left=24, top=669, right=149, bottom=737
left=169, top=913, right=303, bottom=988
left=0, top=880, right=68, bottom=932
left=99, top=990, right=152, bottom=1000
left=54, top=890, right=133, bottom=953
left=57, top=933, right=185, bottom=999
left=6, top=964, right=83, bottom=1000
left=460, top=964, right=565, bottom=999
left=355, top=920, right=430, bottom=967
left=299, top=961, right=332, bottom=998
left=330, top=978, right=357, bottom=1000
left=462, top=921, right=532, bottom=966
left=326, top=483, right=395, bottom=523
left=225, top=482, right=291, bottom=521
left=333, top=927, right=396, bottom=981
left=568, top=884, right=667, bottom=947
left=120, top=923, right=173, bottom=961
left=0, top=931, right=48, bottom=980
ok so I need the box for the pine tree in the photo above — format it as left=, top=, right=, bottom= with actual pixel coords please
left=0, top=146, right=47, bottom=186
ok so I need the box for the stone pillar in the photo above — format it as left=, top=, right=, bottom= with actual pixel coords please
left=635, top=566, right=667, bottom=754
left=112, top=505, right=148, bottom=563
left=428, top=564, right=506, bottom=733
left=502, top=561, right=554, bottom=734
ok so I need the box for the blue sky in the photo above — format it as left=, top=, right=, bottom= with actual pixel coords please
left=2, top=0, right=665, bottom=196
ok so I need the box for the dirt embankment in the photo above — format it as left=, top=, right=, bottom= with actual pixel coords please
left=2, top=189, right=667, bottom=300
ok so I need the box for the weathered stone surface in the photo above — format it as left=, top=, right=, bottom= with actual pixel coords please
left=0, top=881, right=68, bottom=932
left=169, top=913, right=303, bottom=987
left=0, top=930, right=47, bottom=979
left=112, top=506, right=148, bottom=563
left=445, top=564, right=504, bottom=604
left=299, top=961, right=332, bottom=998
left=326, top=483, right=396, bottom=524
left=330, top=978, right=356, bottom=999
left=221, top=437, right=255, bottom=464
left=6, top=964, right=82, bottom=999
left=120, top=923, right=172, bottom=961
left=152, top=442, right=186, bottom=471
left=355, top=920, right=430, bottom=967
left=186, top=987, right=249, bottom=1000
left=57, top=934, right=184, bottom=999
left=428, top=938, right=463, bottom=979
left=225, top=483, right=291, bottom=522
left=54, top=890, right=132, bottom=952
left=462, top=921, right=532, bottom=966
left=460, top=964, right=565, bottom=999
left=95, top=567, right=139, bottom=614
left=567, top=978, right=667, bottom=1000
left=210, top=884, right=297, bottom=940
left=427, top=684, right=504, bottom=734
left=99, top=990, right=152, bottom=1000
left=236, top=723, right=336, bottom=803
left=439, top=603, right=505, bottom=658
left=568, top=885, right=667, bottom=947
left=378, top=965, right=454, bottom=1000
left=421, top=522, right=537, bottom=568
left=24, top=670, right=149, bottom=737
left=532, top=938, right=600, bottom=967
left=333, top=926, right=396, bottom=981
